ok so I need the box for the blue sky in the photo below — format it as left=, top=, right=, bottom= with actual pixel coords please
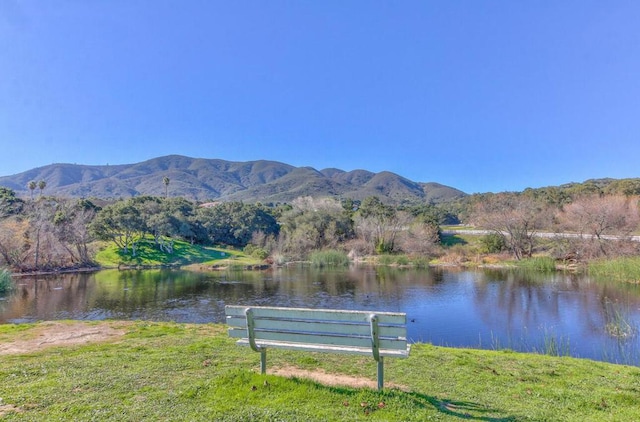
left=1, top=1, right=639, bottom=194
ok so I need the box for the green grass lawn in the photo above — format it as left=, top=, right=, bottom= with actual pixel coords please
left=0, top=321, right=638, bottom=421
left=94, top=238, right=262, bottom=268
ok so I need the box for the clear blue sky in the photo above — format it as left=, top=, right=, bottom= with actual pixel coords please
left=1, top=1, right=639, bottom=194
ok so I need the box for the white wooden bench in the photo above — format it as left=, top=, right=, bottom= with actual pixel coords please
left=225, top=305, right=410, bottom=390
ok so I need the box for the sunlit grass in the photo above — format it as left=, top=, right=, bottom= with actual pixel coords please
left=94, top=237, right=251, bottom=267
left=374, top=254, right=414, bottom=266
left=0, top=321, right=639, bottom=421
left=589, top=257, right=640, bottom=283
left=515, top=256, right=557, bottom=272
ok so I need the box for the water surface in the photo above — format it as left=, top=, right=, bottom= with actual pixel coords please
left=2, top=266, right=639, bottom=365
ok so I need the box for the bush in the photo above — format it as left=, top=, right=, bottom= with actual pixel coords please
left=309, top=250, right=349, bottom=267
left=395, top=255, right=409, bottom=265
left=480, top=233, right=507, bottom=254
left=0, top=268, right=13, bottom=294
left=243, top=244, right=269, bottom=260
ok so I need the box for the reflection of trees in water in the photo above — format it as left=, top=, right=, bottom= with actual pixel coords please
left=0, top=273, right=94, bottom=322
left=471, top=269, right=640, bottom=353
left=473, top=270, right=560, bottom=332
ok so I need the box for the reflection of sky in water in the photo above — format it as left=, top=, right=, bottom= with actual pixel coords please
left=2, top=267, right=640, bottom=365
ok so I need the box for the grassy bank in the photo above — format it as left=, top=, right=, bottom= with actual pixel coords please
left=94, top=238, right=263, bottom=269
left=589, top=257, right=640, bottom=283
left=0, top=321, right=638, bottom=421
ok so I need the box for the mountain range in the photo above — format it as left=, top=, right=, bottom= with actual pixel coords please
left=0, top=155, right=467, bottom=204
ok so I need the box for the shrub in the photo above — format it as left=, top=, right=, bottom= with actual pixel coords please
left=395, top=255, right=409, bottom=265
left=411, top=256, right=431, bottom=268
left=376, top=254, right=395, bottom=266
left=0, top=268, right=13, bottom=294
left=480, top=233, right=507, bottom=254
left=439, top=244, right=469, bottom=265
left=309, top=250, right=349, bottom=267
left=243, top=244, right=269, bottom=260
left=516, top=256, right=557, bottom=272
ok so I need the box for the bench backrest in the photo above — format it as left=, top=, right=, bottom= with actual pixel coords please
left=226, top=305, right=408, bottom=358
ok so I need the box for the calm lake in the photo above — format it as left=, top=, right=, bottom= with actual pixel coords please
left=2, top=266, right=639, bottom=365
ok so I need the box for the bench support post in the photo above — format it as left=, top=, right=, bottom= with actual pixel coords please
left=245, top=308, right=267, bottom=374
left=369, top=314, right=384, bottom=390
left=260, top=349, right=267, bottom=375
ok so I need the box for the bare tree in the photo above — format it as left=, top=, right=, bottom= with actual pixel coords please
left=0, top=218, right=30, bottom=269
left=560, top=195, right=639, bottom=239
left=557, top=194, right=640, bottom=257
left=470, top=193, right=551, bottom=260
left=397, top=220, right=441, bottom=256
left=53, top=200, right=98, bottom=265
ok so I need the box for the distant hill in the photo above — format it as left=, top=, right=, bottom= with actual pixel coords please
left=0, top=155, right=467, bottom=204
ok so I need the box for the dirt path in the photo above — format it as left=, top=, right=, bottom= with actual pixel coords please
left=0, top=321, right=130, bottom=355
left=272, top=365, right=406, bottom=390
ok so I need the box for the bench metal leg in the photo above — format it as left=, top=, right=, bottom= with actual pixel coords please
left=260, top=349, right=267, bottom=374
left=377, top=357, right=384, bottom=390
left=246, top=307, right=268, bottom=374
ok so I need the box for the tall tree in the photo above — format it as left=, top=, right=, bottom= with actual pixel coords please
left=28, top=181, right=37, bottom=200
left=37, top=180, right=47, bottom=197
left=163, top=176, right=170, bottom=198
left=196, top=202, right=279, bottom=247
left=90, top=200, right=146, bottom=256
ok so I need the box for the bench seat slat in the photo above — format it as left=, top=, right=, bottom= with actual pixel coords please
left=228, top=327, right=407, bottom=351
left=226, top=305, right=406, bottom=325
left=226, top=316, right=407, bottom=338
left=235, top=339, right=410, bottom=358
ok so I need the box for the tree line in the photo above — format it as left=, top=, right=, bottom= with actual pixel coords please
left=0, top=188, right=445, bottom=271
left=1, top=180, right=639, bottom=272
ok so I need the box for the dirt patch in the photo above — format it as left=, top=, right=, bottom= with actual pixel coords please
left=0, top=321, right=130, bottom=356
left=271, top=365, right=406, bottom=390
left=0, top=404, right=23, bottom=417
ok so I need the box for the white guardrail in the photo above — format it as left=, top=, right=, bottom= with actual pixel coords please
left=441, top=229, right=640, bottom=242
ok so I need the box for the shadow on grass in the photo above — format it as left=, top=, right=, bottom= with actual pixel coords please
left=400, top=391, right=518, bottom=421
left=286, top=377, right=517, bottom=421
left=112, top=239, right=226, bottom=266
left=441, top=234, right=468, bottom=247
